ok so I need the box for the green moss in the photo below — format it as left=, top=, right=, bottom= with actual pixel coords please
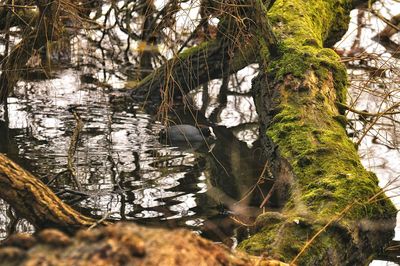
left=267, top=112, right=395, bottom=219
left=238, top=213, right=354, bottom=264
left=178, top=40, right=212, bottom=60
left=258, top=36, right=272, bottom=64
left=239, top=213, right=309, bottom=260
left=267, top=0, right=352, bottom=46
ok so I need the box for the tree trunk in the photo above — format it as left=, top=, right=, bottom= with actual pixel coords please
left=238, top=1, right=397, bottom=265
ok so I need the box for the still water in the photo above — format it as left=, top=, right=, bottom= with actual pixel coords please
left=0, top=67, right=267, bottom=245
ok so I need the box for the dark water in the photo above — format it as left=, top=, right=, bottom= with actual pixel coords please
left=0, top=68, right=268, bottom=245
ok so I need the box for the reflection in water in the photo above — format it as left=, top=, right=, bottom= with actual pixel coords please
left=0, top=68, right=266, bottom=245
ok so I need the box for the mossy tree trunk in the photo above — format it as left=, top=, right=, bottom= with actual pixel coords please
left=238, top=1, right=397, bottom=265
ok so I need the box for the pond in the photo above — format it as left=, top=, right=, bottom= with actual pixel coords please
left=0, top=65, right=269, bottom=247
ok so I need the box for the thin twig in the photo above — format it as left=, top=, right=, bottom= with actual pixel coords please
left=67, top=108, right=84, bottom=191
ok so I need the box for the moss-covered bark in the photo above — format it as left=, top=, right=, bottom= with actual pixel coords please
left=238, top=0, right=397, bottom=265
